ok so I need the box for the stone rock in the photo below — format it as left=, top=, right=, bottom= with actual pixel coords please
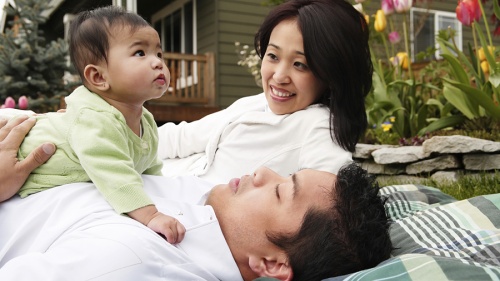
left=360, top=160, right=405, bottom=175
left=372, top=146, right=429, bottom=164
left=431, top=171, right=463, bottom=183
left=375, top=175, right=429, bottom=186
left=463, top=154, right=500, bottom=170
left=423, top=135, right=500, bottom=154
left=406, top=155, right=461, bottom=175
left=354, top=144, right=397, bottom=159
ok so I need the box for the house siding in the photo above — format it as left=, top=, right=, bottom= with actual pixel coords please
left=214, top=0, right=270, bottom=107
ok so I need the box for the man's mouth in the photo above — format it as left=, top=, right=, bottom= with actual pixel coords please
left=229, top=178, right=240, bottom=194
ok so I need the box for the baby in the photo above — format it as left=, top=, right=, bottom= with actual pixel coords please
left=12, top=6, right=185, bottom=243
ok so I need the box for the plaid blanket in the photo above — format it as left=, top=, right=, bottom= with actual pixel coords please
left=329, top=184, right=500, bottom=281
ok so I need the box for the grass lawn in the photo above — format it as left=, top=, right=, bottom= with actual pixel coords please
left=379, top=172, right=500, bottom=201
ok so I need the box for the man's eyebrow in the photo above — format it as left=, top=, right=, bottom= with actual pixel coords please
left=292, top=173, right=300, bottom=200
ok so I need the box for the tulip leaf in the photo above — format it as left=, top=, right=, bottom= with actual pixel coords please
left=438, top=38, right=476, bottom=77
left=371, top=72, right=386, bottom=100
left=442, top=82, right=478, bottom=119
left=416, top=104, right=429, bottom=136
left=440, top=54, right=470, bottom=84
left=474, top=24, right=497, bottom=73
left=494, top=0, right=500, bottom=25
left=418, top=115, right=467, bottom=135
left=442, top=78, right=500, bottom=119
left=490, top=73, right=500, bottom=88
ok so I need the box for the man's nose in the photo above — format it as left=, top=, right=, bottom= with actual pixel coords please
left=252, top=166, right=279, bottom=187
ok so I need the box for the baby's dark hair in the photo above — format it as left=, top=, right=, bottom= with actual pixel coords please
left=267, top=162, right=392, bottom=281
left=68, top=5, right=151, bottom=80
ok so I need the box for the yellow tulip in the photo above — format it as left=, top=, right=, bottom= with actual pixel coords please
left=478, top=46, right=495, bottom=62
left=396, top=52, right=409, bottom=70
left=481, top=60, right=489, bottom=74
left=374, top=10, right=387, bottom=32
left=364, top=14, right=370, bottom=24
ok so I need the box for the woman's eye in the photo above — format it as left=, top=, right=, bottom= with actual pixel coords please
left=294, top=61, right=308, bottom=70
left=266, top=53, right=278, bottom=61
left=134, top=50, right=145, bottom=57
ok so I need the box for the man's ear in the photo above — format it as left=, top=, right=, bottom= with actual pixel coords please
left=83, top=64, right=109, bottom=91
left=248, top=254, right=293, bottom=281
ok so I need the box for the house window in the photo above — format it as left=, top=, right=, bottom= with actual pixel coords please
left=112, top=0, right=137, bottom=13
left=152, top=0, right=197, bottom=54
left=410, top=8, right=462, bottom=61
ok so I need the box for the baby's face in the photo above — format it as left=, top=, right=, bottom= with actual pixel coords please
left=101, top=25, right=170, bottom=106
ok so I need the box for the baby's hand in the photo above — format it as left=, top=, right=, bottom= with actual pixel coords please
left=147, top=212, right=186, bottom=244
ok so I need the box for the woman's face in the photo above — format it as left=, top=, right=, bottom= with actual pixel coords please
left=261, top=19, right=326, bottom=115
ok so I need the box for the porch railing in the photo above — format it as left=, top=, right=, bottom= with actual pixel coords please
left=145, top=52, right=219, bottom=123
left=151, top=52, right=215, bottom=106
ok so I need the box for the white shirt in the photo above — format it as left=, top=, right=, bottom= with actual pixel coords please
left=0, top=175, right=243, bottom=281
left=158, top=93, right=352, bottom=183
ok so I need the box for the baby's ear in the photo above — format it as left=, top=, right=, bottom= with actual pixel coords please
left=83, top=64, right=109, bottom=91
left=248, top=254, right=293, bottom=281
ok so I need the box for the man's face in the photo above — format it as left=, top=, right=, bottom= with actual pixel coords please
left=206, top=167, right=336, bottom=266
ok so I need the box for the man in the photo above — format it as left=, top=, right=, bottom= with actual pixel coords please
left=0, top=115, right=56, bottom=201
left=0, top=117, right=392, bottom=281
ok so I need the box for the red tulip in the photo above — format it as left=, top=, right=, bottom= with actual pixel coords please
left=381, top=0, right=395, bottom=16
left=393, top=0, right=412, bottom=13
left=18, top=95, right=28, bottom=109
left=389, top=31, right=401, bottom=44
left=4, top=97, right=15, bottom=108
left=456, top=0, right=481, bottom=26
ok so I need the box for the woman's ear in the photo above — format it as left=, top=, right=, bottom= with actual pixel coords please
left=83, top=64, right=109, bottom=91
left=248, top=254, right=293, bottom=281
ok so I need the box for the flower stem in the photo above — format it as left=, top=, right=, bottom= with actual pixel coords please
left=402, top=13, right=413, bottom=78
left=477, top=0, right=493, bottom=46
left=472, top=22, right=480, bottom=77
left=381, top=32, right=391, bottom=63
left=389, top=18, right=395, bottom=55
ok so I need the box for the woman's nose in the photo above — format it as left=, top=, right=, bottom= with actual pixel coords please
left=252, top=166, right=280, bottom=187
left=272, top=64, right=291, bottom=84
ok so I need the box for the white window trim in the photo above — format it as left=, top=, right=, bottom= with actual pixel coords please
left=410, top=7, right=462, bottom=60
left=112, top=0, right=137, bottom=13
left=0, top=0, right=8, bottom=32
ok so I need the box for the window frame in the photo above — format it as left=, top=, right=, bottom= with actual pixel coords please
left=151, top=0, right=197, bottom=55
left=410, top=7, right=462, bottom=61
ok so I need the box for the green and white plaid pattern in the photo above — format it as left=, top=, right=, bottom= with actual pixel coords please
left=329, top=184, right=500, bottom=281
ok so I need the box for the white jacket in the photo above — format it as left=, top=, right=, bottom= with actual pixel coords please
left=158, top=93, right=352, bottom=183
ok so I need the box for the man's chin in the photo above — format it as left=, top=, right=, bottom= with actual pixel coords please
left=205, top=184, right=224, bottom=206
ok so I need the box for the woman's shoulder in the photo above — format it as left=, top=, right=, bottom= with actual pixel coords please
left=293, top=103, right=330, bottom=119
left=227, top=93, right=267, bottom=111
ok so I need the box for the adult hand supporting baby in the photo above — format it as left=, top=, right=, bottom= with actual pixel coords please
left=0, top=115, right=56, bottom=202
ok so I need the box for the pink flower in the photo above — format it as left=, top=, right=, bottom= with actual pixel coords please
left=381, top=0, right=395, bottom=16
left=388, top=31, right=401, bottom=44
left=456, top=0, right=481, bottom=26
left=393, top=0, right=412, bottom=13
left=4, top=97, right=15, bottom=108
left=18, top=95, right=28, bottom=109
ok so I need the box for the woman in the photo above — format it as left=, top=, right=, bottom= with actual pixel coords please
left=159, top=0, right=372, bottom=183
